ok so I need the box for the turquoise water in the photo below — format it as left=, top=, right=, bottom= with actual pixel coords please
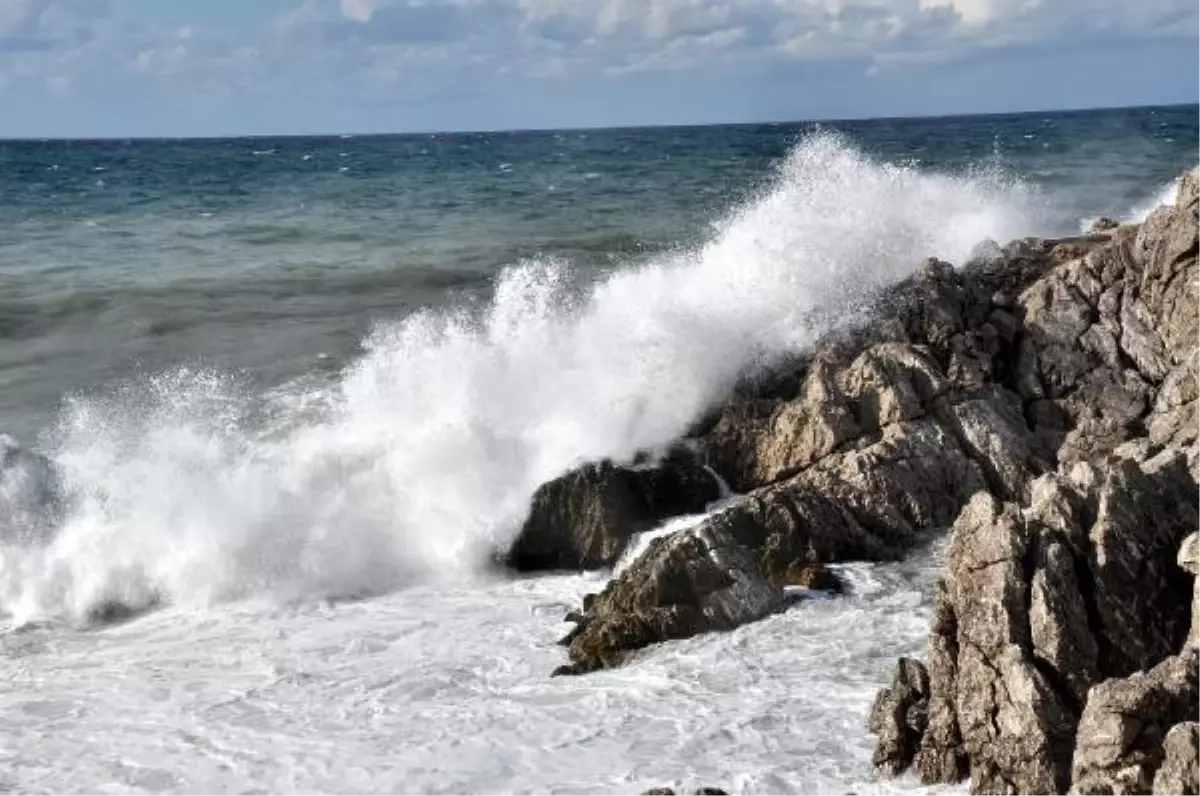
left=0, top=104, right=1195, bottom=439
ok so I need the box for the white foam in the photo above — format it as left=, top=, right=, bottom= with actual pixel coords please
left=0, top=133, right=1037, bottom=623
left=1127, top=176, right=1184, bottom=222
left=0, top=543, right=960, bottom=795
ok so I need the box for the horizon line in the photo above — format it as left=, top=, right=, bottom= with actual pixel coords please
left=1, top=99, right=1196, bottom=143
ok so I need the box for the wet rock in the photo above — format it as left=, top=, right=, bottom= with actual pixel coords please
left=507, top=446, right=720, bottom=571
left=1151, top=722, right=1199, bottom=795
left=1091, top=217, right=1120, bottom=232
left=553, top=522, right=784, bottom=675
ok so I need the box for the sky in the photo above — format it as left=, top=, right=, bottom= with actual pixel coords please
left=0, top=0, right=1196, bottom=137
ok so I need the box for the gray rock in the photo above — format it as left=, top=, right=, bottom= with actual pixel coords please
left=1152, top=722, right=1199, bottom=795
left=507, top=446, right=720, bottom=571
left=1071, top=649, right=1199, bottom=795
left=869, top=657, right=930, bottom=774
left=552, top=522, right=784, bottom=675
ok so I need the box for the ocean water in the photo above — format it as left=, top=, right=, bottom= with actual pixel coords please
left=0, top=104, right=1196, bottom=794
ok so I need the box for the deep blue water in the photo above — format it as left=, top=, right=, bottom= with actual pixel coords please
left=0, top=103, right=1196, bottom=438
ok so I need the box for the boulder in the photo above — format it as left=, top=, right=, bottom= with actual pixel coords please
left=507, top=447, right=720, bottom=571
left=552, top=522, right=784, bottom=675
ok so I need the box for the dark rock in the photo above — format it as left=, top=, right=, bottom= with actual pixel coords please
left=869, top=657, right=930, bottom=774
left=507, top=446, right=720, bottom=571
left=694, top=789, right=728, bottom=795
left=1090, top=217, right=1120, bottom=232
left=641, top=789, right=676, bottom=795
left=553, top=522, right=784, bottom=675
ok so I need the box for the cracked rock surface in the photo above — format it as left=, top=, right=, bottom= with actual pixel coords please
left=532, top=166, right=1199, bottom=794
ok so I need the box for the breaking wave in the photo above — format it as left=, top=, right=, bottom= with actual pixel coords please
left=0, top=133, right=1038, bottom=623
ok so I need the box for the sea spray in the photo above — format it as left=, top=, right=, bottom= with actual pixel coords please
left=0, top=133, right=1037, bottom=623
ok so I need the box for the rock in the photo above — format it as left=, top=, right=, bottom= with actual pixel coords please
left=641, top=789, right=676, bottom=795
left=703, top=416, right=986, bottom=588
left=694, top=789, right=729, bottom=795
left=553, top=522, right=784, bottom=675
left=876, top=450, right=1197, bottom=791
left=1071, top=649, right=1200, bottom=795
left=1152, top=722, right=1199, bottom=795
left=933, top=492, right=1078, bottom=794
left=507, top=447, right=720, bottom=570
left=869, top=657, right=930, bottom=774
left=1091, top=217, right=1121, bottom=232
left=1182, top=533, right=1200, bottom=651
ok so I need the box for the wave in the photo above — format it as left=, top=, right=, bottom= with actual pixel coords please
left=0, top=133, right=1037, bottom=624
left=1078, top=169, right=1192, bottom=232
left=1125, top=174, right=1186, bottom=222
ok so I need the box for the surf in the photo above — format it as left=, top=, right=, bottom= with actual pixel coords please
left=0, top=132, right=1037, bottom=624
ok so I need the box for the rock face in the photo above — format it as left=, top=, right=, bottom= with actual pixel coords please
left=552, top=522, right=785, bottom=675
left=868, top=168, right=1200, bottom=794
left=1151, top=722, right=1199, bottom=795
left=535, top=165, right=1200, bottom=796
left=506, top=446, right=720, bottom=570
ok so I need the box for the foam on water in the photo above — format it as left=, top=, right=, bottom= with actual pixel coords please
left=0, top=133, right=1036, bottom=623
left=0, top=542, right=960, bottom=794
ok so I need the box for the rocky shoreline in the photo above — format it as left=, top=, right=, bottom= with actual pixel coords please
left=507, top=167, right=1200, bottom=795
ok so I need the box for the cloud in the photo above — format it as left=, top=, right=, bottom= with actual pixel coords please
left=0, top=0, right=1194, bottom=135
left=340, top=0, right=380, bottom=23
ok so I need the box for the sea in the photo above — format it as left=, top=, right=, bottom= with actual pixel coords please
left=0, top=104, right=1196, bottom=794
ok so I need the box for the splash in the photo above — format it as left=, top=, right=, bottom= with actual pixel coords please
left=0, top=133, right=1036, bottom=623
left=1125, top=174, right=1185, bottom=222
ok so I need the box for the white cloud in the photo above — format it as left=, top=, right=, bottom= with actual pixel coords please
left=340, top=0, right=380, bottom=24
left=0, top=0, right=1195, bottom=135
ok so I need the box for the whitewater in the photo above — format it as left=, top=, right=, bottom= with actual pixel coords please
left=1, top=134, right=1053, bottom=792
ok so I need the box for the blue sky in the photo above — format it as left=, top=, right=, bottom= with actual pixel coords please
left=0, top=0, right=1196, bottom=137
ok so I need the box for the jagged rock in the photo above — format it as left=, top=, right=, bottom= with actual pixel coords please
left=1071, top=649, right=1199, bottom=795
left=1091, top=217, right=1120, bottom=232
left=507, top=447, right=720, bottom=570
left=1151, top=722, right=1199, bottom=795
left=552, top=522, right=784, bottom=675
left=879, top=448, right=1197, bottom=792
left=869, top=657, right=930, bottom=774
left=934, top=492, right=1078, bottom=794
left=704, top=415, right=986, bottom=587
